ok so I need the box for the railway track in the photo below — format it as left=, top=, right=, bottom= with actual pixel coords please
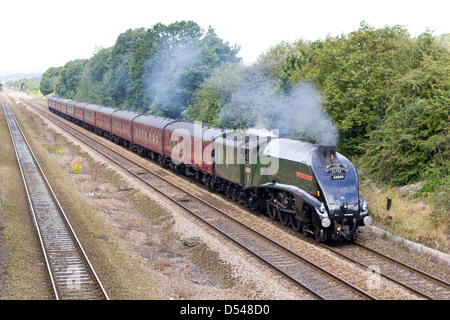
left=262, top=202, right=450, bottom=300
left=2, top=98, right=108, bottom=300
left=325, top=242, right=450, bottom=300
left=17, top=95, right=375, bottom=300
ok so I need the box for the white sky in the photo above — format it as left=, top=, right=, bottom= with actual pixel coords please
left=1, top=0, right=448, bottom=74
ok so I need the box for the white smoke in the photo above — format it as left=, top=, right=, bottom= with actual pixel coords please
left=218, top=65, right=339, bottom=145
left=273, top=82, right=339, bottom=146
left=145, top=42, right=201, bottom=118
left=144, top=43, right=339, bottom=146
left=245, top=127, right=277, bottom=137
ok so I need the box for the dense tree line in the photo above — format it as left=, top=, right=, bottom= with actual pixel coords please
left=40, top=21, right=449, bottom=196
left=41, top=21, right=240, bottom=117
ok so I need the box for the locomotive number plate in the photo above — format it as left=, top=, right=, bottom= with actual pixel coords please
left=331, top=174, right=345, bottom=180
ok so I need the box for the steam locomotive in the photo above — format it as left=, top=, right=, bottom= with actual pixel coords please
left=48, top=96, right=371, bottom=242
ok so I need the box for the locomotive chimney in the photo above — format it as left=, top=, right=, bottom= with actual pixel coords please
left=318, top=145, right=336, bottom=161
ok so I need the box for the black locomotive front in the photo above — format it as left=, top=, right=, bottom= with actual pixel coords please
left=311, top=145, right=371, bottom=241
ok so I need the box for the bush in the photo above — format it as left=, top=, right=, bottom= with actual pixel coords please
left=71, top=157, right=83, bottom=174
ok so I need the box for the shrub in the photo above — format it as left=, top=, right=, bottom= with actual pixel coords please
left=71, top=157, right=83, bottom=174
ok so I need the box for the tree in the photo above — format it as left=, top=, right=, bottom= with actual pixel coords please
left=107, top=28, right=147, bottom=108
left=55, top=59, right=88, bottom=99
left=40, top=67, right=61, bottom=95
left=183, top=62, right=243, bottom=125
left=78, top=47, right=113, bottom=104
left=136, top=21, right=240, bottom=118
left=363, top=39, right=450, bottom=186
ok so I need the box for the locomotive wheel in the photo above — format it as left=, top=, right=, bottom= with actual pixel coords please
left=314, top=227, right=326, bottom=242
left=231, top=188, right=238, bottom=201
left=268, top=203, right=278, bottom=220
left=267, top=193, right=278, bottom=220
left=277, top=192, right=289, bottom=225
left=301, top=223, right=310, bottom=236
left=279, top=211, right=289, bottom=225
left=289, top=215, right=301, bottom=231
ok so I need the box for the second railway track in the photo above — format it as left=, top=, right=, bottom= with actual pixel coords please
left=326, top=242, right=450, bottom=300
left=2, top=98, right=108, bottom=300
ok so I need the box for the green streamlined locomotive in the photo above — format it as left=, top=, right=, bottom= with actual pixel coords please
left=212, top=133, right=371, bottom=242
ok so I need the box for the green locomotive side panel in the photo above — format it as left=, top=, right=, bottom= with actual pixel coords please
left=214, top=143, right=244, bottom=185
left=215, top=140, right=318, bottom=197
left=246, top=153, right=270, bottom=187
left=214, top=135, right=273, bottom=188
left=269, top=157, right=318, bottom=195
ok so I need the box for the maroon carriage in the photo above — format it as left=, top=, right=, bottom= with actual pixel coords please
left=110, top=109, right=141, bottom=147
left=93, top=105, right=117, bottom=138
left=83, top=103, right=101, bottom=130
left=66, top=99, right=77, bottom=118
left=163, top=121, right=224, bottom=176
left=48, top=96, right=62, bottom=112
left=132, top=114, right=174, bottom=159
left=73, top=101, right=89, bottom=125
left=59, top=98, right=71, bottom=116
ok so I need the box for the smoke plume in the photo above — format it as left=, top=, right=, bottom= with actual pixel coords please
left=145, top=42, right=201, bottom=119
left=216, top=66, right=339, bottom=145
left=145, top=42, right=339, bottom=146
left=273, top=82, right=338, bottom=146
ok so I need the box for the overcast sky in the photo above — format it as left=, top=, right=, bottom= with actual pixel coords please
left=1, top=0, right=448, bottom=74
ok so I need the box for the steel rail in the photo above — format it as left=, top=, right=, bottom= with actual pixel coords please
left=263, top=202, right=450, bottom=300
left=2, top=98, right=109, bottom=300
left=352, top=242, right=450, bottom=300
left=2, top=99, right=59, bottom=299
